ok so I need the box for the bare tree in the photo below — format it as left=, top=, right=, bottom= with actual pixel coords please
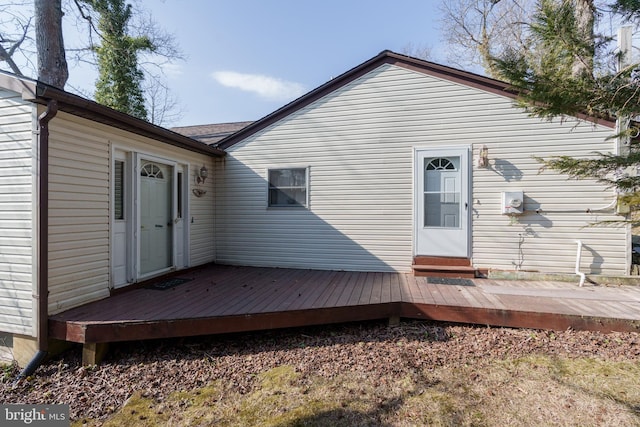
left=134, top=8, right=186, bottom=125
left=144, top=77, right=184, bottom=126
left=439, top=0, right=536, bottom=78
left=401, top=42, right=434, bottom=61
left=0, top=1, right=34, bottom=76
left=35, top=0, right=68, bottom=88
left=440, top=0, right=634, bottom=79
left=1, top=0, right=183, bottom=124
left=73, top=0, right=185, bottom=124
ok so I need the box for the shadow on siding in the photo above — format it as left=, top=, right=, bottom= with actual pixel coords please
left=215, top=159, right=403, bottom=272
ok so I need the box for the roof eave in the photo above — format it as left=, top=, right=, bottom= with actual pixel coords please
left=217, top=51, right=396, bottom=150
left=217, top=51, right=615, bottom=149
left=0, top=71, right=225, bottom=158
left=31, top=83, right=226, bottom=157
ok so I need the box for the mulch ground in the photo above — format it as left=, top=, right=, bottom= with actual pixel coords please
left=1, top=320, right=639, bottom=421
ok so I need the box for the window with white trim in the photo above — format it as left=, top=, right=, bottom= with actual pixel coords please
left=268, top=168, right=308, bottom=207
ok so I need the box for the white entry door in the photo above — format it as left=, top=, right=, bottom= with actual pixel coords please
left=140, top=161, right=173, bottom=275
left=415, top=147, right=470, bottom=257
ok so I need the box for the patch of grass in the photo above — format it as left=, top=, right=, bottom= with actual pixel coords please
left=1, top=363, right=13, bottom=380
left=80, top=356, right=640, bottom=427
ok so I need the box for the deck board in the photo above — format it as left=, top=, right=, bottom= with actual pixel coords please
left=389, top=273, right=401, bottom=303
left=464, top=286, right=500, bottom=310
left=262, top=269, right=316, bottom=312
left=247, top=268, right=310, bottom=314
left=323, top=271, right=351, bottom=308
left=292, top=270, right=336, bottom=310
left=313, top=271, right=346, bottom=309
left=402, top=274, right=419, bottom=303
left=184, top=266, right=260, bottom=317
left=397, top=273, right=410, bottom=302
left=49, top=264, right=640, bottom=345
left=457, top=287, right=485, bottom=309
left=407, top=276, right=426, bottom=303
left=421, top=281, right=447, bottom=305
left=334, top=271, right=359, bottom=307
left=347, top=272, right=369, bottom=306
left=218, top=268, right=283, bottom=315
left=623, top=302, right=640, bottom=318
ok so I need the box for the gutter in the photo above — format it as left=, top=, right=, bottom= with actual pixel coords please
left=16, top=100, right=57, bottom=381
left=0, top=72, right=224, bottom=157
left=34, top=84, right=225, bottom=157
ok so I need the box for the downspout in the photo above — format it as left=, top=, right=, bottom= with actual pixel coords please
left=575, top=240, right=586, bottom=287
left=16, top=100, right=57, bottom=381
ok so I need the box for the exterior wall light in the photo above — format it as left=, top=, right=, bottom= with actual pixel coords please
left=477, top=145, right=489, bottom=168
left=197, top=165, right=208, bottom=184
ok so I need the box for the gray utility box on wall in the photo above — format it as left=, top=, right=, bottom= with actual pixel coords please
left=502, top=191, right=524, bottom=215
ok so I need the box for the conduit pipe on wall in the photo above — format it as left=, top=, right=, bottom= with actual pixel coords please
left=585, top=198, right=617, bottom=214
left=575, top=240, right=586, bottom=287
left=16, top=100, right=57, bottom=382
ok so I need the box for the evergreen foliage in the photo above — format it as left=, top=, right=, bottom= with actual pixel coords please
left=83, top=0, right=154, bottom=120
left=493, top=0, right=640, bottom=217
left=610, top=0, right=640, bottom=21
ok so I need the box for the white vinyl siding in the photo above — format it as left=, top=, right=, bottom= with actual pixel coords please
left=472, top=141, right=627, bottom=274
left=48, top=116, right=111, bottom=313
left=47, top=112, right=216, bottom=314
left=0, top=89, right=35, bottom=335
left=189, top=174, right=216, bottom=266
left=216, top=63, right=627, bottom=275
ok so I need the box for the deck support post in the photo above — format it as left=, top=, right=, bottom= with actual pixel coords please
left=82, top=343, right=109, bottom=366
left=388, top=315, right=401, bottom=327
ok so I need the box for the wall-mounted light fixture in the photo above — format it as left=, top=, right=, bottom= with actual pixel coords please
left=477, top=145, right=488, bottom=168
left=196, top=165, right=208, bottom=184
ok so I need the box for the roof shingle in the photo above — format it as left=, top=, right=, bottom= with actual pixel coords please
left=172, top=121, right=254, bottom=146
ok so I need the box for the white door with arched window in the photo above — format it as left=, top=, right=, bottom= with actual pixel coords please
left=139, top=161, right=173, bottom=275
left=415, top=147, right=470, bottom=257
left=111, top=150, right=191, bottom=288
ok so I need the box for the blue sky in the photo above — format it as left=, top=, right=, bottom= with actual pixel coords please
left=66, top=0, right=446, bottom=127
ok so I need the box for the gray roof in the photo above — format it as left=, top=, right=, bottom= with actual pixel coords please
left=172, top=121, right=254, bottom=146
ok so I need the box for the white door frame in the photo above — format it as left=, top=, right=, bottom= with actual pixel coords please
left=414, top=146, right=471, bottom=258
left=110, top=148, right=191, bottom=287
left=111, top=148, right=133, bottom=289
left=173, top=164, right=190, bottom=270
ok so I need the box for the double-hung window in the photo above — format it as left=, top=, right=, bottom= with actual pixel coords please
left=268, top=167, right=308, bottom=207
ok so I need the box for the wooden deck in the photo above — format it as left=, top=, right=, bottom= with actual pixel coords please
left=49, top=264, right=640, bottom=354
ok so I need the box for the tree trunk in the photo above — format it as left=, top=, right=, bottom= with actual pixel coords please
left=35, top=0, right=68, bottom=88
left=572, top=0, right=595, bottom=77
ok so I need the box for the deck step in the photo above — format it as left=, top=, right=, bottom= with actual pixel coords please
left=412, top=256, right=479, bottom=278
left=413, top=256, right=471, bottom=267
left=412, top=264, right=478, bottom=278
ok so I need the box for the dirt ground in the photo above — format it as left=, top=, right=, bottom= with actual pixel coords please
left=1, top=320, right=639, bottom=423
